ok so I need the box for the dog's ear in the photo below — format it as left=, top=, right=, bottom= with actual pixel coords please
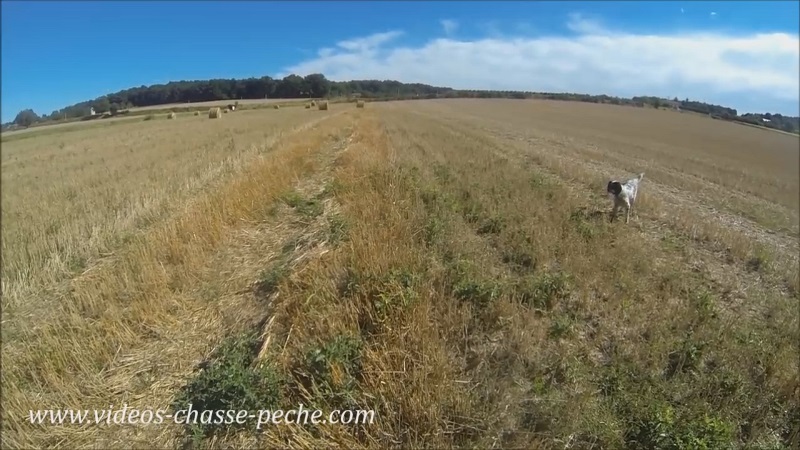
left=607, top=181, right=622, bottom=196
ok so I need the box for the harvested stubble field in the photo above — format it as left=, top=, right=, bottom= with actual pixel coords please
left=1, top=100, right=315, bottom=140
left=2, top=98, right=798, bottom=449
left=127, top=98, right=306, bottom=113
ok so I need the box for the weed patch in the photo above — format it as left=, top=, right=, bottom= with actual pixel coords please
left=281, top=190, right=323, bottom=218
left=477, top=215, right=505, bottom=235
left=448, top=259, right=503, bottom=308
left=569, top=207, right=608, bottom=241
left=302, top=334, right=363, bottom=408
left=423, top=216, right=446, bottom=247
left=514, top=271, right=572, bottom=311
left=548, top=313, right=575, bottom=340
left=502, top=247, right=537, bottom=272
left=339, top=268, right=419, bottom=325
left=255, top=257, right=291, bottom=299
left=626, top=404, right=735, bottom=450
left=172, top=331, right=283, bottom=440
left=666, top=334, right=707, bottom=379
left=321, top=179, right=345, bottom=198
left=326, top=214, right=349, bottom=245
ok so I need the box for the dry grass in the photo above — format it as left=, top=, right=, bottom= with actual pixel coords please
left=356, top=100, right=365, bottom=108
left=2, top=106, right=352, bottom=447
left=318, top=101, right=329, bottom=111
left=0, top=101, right=316, bottom=140
left=3, top=99, right=798, bottom=449
left=1, top=106, right=322, bottom=334
left=243, top=102, right=798, bottom=449
left=208, top=107, right=221, bottom=119
left=1, top=115, right=147, bottom=139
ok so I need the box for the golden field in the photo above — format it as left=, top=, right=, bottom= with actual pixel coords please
left=127, top=98, right=309, bottom=113
left=0, top=99, right=313, bottom=138
left=2, top=99, right=798, bottom=449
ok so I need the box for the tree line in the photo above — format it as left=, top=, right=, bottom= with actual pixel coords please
left=6, top=73, right=799, bottom=134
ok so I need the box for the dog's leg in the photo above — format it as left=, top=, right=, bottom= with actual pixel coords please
left=625, top=206, right=630, bottom=224
left=610, top=204, right=617, bottom=222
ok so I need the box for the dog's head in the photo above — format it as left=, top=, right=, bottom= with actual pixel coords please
left=607, top=180, right=622, bottom=197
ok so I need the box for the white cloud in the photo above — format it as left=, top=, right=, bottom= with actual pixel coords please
left=441, top=19, right=459, bottom=36
left=710, top=12, right=717, bottom=17
left=280, top=16, right=800, bottom=114
left=680, top=8, right=685, bottom=14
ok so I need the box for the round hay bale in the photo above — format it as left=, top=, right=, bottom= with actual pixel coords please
left=167, top=112, right=176, bottom=119
left=304, top=104, right=311, bottom=109
left=274, top=104, right=280, bottom=110
left=208, top=107, right=222, bottom=119
left=223, top=109, right=229, bottom=114
left=193, top=111, right=200, bottom=116
left=356, top=100, right=365, bottom=108
left=310, top=101, right=316, bottom=107
left=317, top=101, right=329, bottom=111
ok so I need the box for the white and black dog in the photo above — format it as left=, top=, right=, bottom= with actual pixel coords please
left=607, top=173, right=644, bottom=224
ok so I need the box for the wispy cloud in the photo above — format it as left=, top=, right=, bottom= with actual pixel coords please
left=440, top=19, right=459, bottom=36
left=710, top=11, right=718, bottom=18
left=477, top=20, right=504, bottom=38
left=566, top=13, right=608, bottom=35
left=281, top=15, right=800, bottom=114
left=335, top=30, right=403, bottom=53
left=680, top=8, right=685, bottom=14
left=514, top=22, right=536, bottom=35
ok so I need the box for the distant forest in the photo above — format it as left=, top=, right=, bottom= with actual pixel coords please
left=6, top=73, right=799, bottom=134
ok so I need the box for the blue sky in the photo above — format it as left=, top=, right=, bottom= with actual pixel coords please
left=2, top=1, right=799, bottom=123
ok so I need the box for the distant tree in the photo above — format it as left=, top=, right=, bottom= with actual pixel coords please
left=25, top=71, right=799, bottom=133
left=93, top=97, right=111, bottom=114
left=14, top=109, right=39, bottom=128
left=275, top=74, right=307, bottom=98
left=304, top=73, right=331, bottom=98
